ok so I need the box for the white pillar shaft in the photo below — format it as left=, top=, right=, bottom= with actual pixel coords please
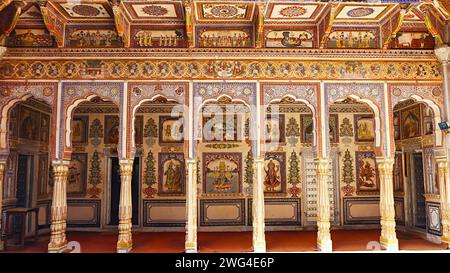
left=378, top=157, right=399, bottom=251
left=316, top=158, right=332, bottom=252
left=437, top=160, right=450, bottom=245
left=48, top=163, right=69, bottom=253
left=253, top=158, right=266, bottom=252
left=185, top=159, right=197, bottom=252
left=117, top=160, right=133, bottom=253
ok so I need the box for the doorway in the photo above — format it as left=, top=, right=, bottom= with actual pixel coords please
left=109, top=157, right=140, bottom=226
left=16, top=154, right=33, bottom=208
left=409, top=152, right=426, bottom=229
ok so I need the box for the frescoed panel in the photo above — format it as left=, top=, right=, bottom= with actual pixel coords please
left=104, top=115, right=120, bottom=145
left=19, top=105, right=40, bottom=141
left=132, top=28, right=186, bottom=48
left=326, top=31, right=377, bottom=49
left=355, top=151, right=379, bottom=194
left=391, top=32, right=435, bottom=49
left=66, top=28, right=123, bottom=47
left=124, top=2, right=182, bottom=19
left=134, top=115, right=143, bottom=146
left=72, top=115, right=89, bottom=144
left=266, top=3, right=320, bottom=20
left=354, top=114, right=375, bottom=142
left=264, top=152, right=286, bottom=194
left=401, top=105, right=421, bottom=139
left=68, top=153, right=87, bottom=197
left=40, top=113, right=50, bottom=144
left=197, top=27, right=252, bottom=48
left=6, top=29, right=55, bottom=47
left=422, top=105, right=434, bottom=135
left=265, top=114, right=285, bottom=143
left=199, top=3, right=250, bottom=20
left=159, top=116, right=184, bottom=144
left=335, top=5, right=391, bottom=20
left=203, top=113, right=239, bottom=142
left=301, top=114, right=338, bottom=144
left=203, top=153, right=242, bottom=195
left=59, top=3, right=111, bottom=18
left=265, top=29, right=314, bottom=48
left=158, top=153, right=185, bottom=196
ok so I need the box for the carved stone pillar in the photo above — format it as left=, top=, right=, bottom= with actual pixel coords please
left=0, top=161, right=6, bottom=250
left=377, top=157, right=399, bottom=251
left=436, top=159, right=450, bottom=247
left=252, top=157, right=266, bottom=252
left=117, top=159, right=133, bottom=253
left=48, top=162, right=69, bottom=253
left=185, top=159, right=197, bottom=252
left=315, top=158, right=332, bottom=252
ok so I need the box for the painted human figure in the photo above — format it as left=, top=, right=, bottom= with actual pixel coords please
left=359, top=160, right=375, bottom=187
left=164, top=161, right=180, bottom=192
left=264, top=159, right=281, bottom=191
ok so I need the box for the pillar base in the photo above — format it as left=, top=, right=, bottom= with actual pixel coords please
left=380, top=237, right=399, bottom=251
left=185, top=242, right=197, bottom=253
left=253, top=240, right=266, bottom=253
left=48, top=241, right=68, bottom=253
left=317, top=239, right=333, bottom=252
left=117, top=241, right=133, bottom=253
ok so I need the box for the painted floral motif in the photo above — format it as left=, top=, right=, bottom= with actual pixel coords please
left=142, top=5, right=168, bottom=16
left=341, top=149, right=354, bottom=196
left=288, top=151, right=301, bottom=197
left=339, top=117, right=354, bottom=137
left=244, top=150, right=254, bottom=185
left=279, top=6, right=306, bottom=17
left=88, top=150, right=102, bottom=198
left=143, top=150, right=157, bottom=198
left=72, top=5, right=101, bottom=17
left=210, top=5, right=239, bottom=17
left=346, top=7, right=374, bottom=17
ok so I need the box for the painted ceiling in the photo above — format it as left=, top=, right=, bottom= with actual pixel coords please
left=1, top=0, right=449, bottom=50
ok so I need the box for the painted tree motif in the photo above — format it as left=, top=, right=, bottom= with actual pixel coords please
left=143, top=150, right=157, bottom=198
left=341, top=149, right=355, bottom=196
left=144, top=117, right=158, bottom=146
left=244, top=150, right=254, bottom=185
left=88, top=150, right=102, bottom=198
left=288, top=151, right=301, bottom=197
left=286, top=117, right=300, bottom=146
left=89, top=118, right=104, bottom=147
left=339, top=117, right=354, bottom=137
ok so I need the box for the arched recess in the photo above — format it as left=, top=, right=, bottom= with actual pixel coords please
left=0, top=82, right=56, bottom=155
left=60, top=82, right=122, bottom=160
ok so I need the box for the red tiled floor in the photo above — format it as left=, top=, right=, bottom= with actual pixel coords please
left=0, top=229, right=447, bottom=253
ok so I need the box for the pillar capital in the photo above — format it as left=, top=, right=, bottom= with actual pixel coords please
left=435, top=45, right=450, bottom=64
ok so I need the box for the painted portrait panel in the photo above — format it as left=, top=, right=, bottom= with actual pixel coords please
left=391, top=32, right=434, bottom=49
left=356, top=151, right=379, bottom=194
left=19, top=105, right=40, bottom=141
left=301, top=114, right=338, bottom=144
left=327, top=31, right=377, bottom=49
left=265, top=114, right=285, bottom=143
left=265, top=29, right=314, bottom=48
left=203, top=153, right=242, bottom=195
left=203, top=113, right=239, bottom=142
left=134, top=115, right=143, bottom=146
left=158, top=153, right=185, bottom=196
left=66, top=28, right=123, bottom=47
left=72, top=115, right=89, bottom=144
left=264, top=152, right=286, bottom=194
left=355, top=115, right=375, bottom=142
left=133, top=29, right=186, bottom=48
left=68, top=153, right=87, bottom=196
left=401, top=105, right=421, bottom=139
left=159, top=116, right=184, bottom=144
left=104, top=116, right=120, bottom=145
left=40, top=113, right=50, bottom=143
left=197, top=28, right=252, bottom=48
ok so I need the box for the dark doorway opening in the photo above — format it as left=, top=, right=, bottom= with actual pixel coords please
left=411, top=152, right=426, bottom=229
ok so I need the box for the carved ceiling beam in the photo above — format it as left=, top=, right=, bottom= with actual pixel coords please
left=0, top=0, right=12, bottom=12
left=383, top=4, right=409, bottom=50
left=422, top=4, right=445, bottom=45
left=183, top=0, right=194, bottom=48
left=111, top=0, right=131, bottom=48
left=39, top=0, right=64, bottom=47
left=432, top=0, right=449, bottom=18
left=319, top=3, right=338, bottom=49
left=0, top=1, right=24, bottom=45
left=255, top=2, right=266, bottom=49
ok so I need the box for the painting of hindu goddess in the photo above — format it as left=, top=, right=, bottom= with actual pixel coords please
left=197, top=28, right=252, bottom=48
left=401, top=105, right=421, bottom=139
left=104, top=116, right=120, bottom=145
left=355, top=115, right=375, bottom=142
left=67, top=28, right=122, bottom=47
left=159, top=116, right=184, bottom=144
left=265, top=114, right=286, bottom=143
left=265, top=30, right=314, bottom=48
left=158, top=153, right=185, bottom=195
left=203, top=153, right=242, bottom=194
left=327, top=31, right=377, bottom=49
left=134, top=115, right=143, bottom=146
left=19, top=105, right=40, bottom=141
left=40, top=113, right=50, bottom=143
left=72, top=115, right=89, bottom=144
left=68, top=153, right=87, bottom=196
left=356, top=151, right=379, bottom=194
left=301, top=114, right=338, bottom=144
left=392, top=32, right=434, bottom=49
left=264, top=153, right=286, bottom=194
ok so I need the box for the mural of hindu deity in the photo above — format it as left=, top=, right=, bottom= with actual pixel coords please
left=264, top=153, right=286, bottom=194
left=198, top=28, right=252, bottom=48
left=19, top=105, right=40, bottom=141
left=159, top=116, right=184, bottom=144
left=68, top=153, right=87, bottom=196
left=392, top=32, right=434, bottom=49
left=401, top=105, right=421, bottom=139
left=72, top=115, right=89, bottom=144
left=203, top=153, right=242, bottom=194
left=355, top=115, right=375, bottom=142
left=265, top=30, right=314, bottom=48
left=356, top=151, right=379, bottom=193
left=326, top=31, right=377, bottom=49
left=104, top=116, right=120, bottom=145
left=67, top=28, right=122, bottom=47
left=158, top=153, right=185, bottom=195
left=133, top=29, right=185, bottom=48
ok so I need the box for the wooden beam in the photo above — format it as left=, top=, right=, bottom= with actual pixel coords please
left=320, top=3, right=339, bottom=49
left=183, top=0, right=194, bottom=48
left=422, top=4, right=445, bottom=45
left=255, top=2, right=266, bottom=49
left=383, top=6, right=409, bottom=50
left=0, top=0, right=12, bottom=12
left=0, top=1, right=22, bottom=44
left=111, top=1, right=130, bottom=48
left=39, top=1, right=64, bottom=47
